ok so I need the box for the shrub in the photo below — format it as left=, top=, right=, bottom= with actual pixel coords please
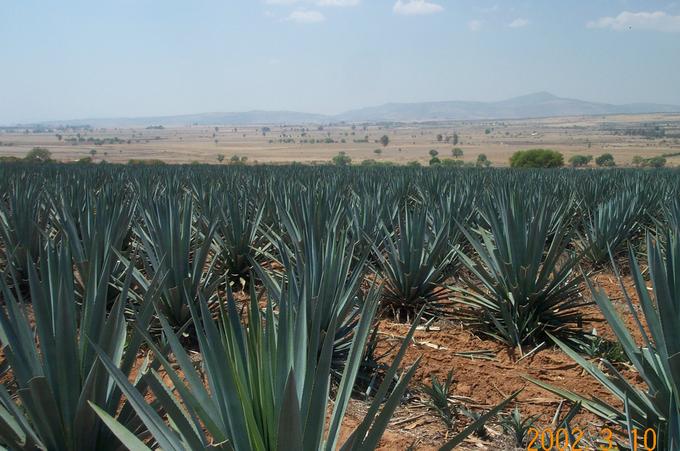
left=510, top=149, right=564, bottom=168
left=127, top=158, right=166, bottom=165
left=361, top=159, right=396, bottom=167
left=24, top=147, right=52, bottom=162
left=441, top=159, right=464, bottom=167
left=568, top=154, right=592, bottom=167
left=332, top=151, right=351, bottom=166
left=595, top=153, right=615, bottom=167
left=476, top=154, right=491, bottom=167
left=644, top=156, right=666, bottom=168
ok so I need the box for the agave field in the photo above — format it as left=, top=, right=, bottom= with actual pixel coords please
left=0, top=163, right=678, bottom=450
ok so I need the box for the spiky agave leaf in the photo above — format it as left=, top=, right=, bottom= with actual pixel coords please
left=0, top=240, right=165, bottom=450
left=204, top=188, right=267, bottom=283
left=135, top=191, right=219, bottom=329
left=90, top=276, right=422, bottom=450
left=373, top=204, right=456, bottom=320
left=576, top=190, right=644, bottom=266
left=527, top=231, right=680, bottom=449
left=454, top=189, right=586, bottom=355
left=0, top=176, right=48, bottom=277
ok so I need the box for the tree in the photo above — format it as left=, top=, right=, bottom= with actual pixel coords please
left=644, top=156, right=666, bottom=168
left=485, top=128, right=491, bottom=135
left=476, top=154, right=491, bottom=167
left=332, top=151, right=351, bottom=166
left=568, top=154, right=592, bottom=167
left=217, top=154, right=225, bottom=163
left=373, top=148, right=382, bottom=155
left=510, top=149, right=563, bottom=168
left=452, top=133, right=459, bottom=145
left=380, top=135, right=389, bottom=147
left=429, top=149, right=439, bottom=157
left=429, top=156, right=441, bottom=166
left=452, top=147, right=463, bottom=159
left=631, top=155, right=644, bottom=167
left=55, top=134, right=62, bottom=141
left=25, top=147, right=52, bottom=162
left=89, top=149, right=97, bottom=158
left=595, top=153, right=615, bottom=167
left=441, top=159, right=468, bottom=167
left=436, top=134, right=443, bottom=142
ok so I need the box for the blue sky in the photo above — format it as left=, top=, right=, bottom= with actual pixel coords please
left=1, top=0, right=679, bottom=123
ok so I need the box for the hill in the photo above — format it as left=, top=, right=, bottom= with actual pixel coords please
left=18, top=92, right=680, bottom=127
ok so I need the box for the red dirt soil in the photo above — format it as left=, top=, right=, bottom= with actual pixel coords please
left=0, top=272, right=650, bottom=450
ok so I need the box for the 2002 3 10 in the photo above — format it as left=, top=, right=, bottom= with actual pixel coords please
left=526, top=427, right=657, bottom=451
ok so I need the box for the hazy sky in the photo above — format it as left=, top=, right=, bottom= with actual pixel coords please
left=1, top=0, right=680, bottom=124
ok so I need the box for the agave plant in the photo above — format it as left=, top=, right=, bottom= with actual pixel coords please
left=206, top=189, right=266, bottom=283
left=0, top=241, right=163, bottom=450
left=373, top=204, right=456, bottom=321
left=454, top=190, right=585, bottom=355
left=577, top=190, right=644, bottom=266
left=499, top=407, right=541, bottom=447
left=0, top=177, right=48, bottom=277
left=53, top=187, right=134, bottom=302
left=93, top=280, right=517, bottom=451
left=421, top=370, right=456, bottom=429
left=135, top=192, right=219, bottom=329
left=255, top=226, right=368, bottom=374
left=528, top=232, right=680, bottom=450
left=91, top=274, right=418, bottom=450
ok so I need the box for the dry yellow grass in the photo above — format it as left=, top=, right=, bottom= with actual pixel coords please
left=1, top=113, right=679, bottom=166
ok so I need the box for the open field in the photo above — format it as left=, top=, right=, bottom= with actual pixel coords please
left=0, top=164, right=677, bottom=450
left=2, top=113, right=680, bottom=166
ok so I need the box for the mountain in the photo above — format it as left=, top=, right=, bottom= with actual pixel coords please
left=39, top=110, right=328, bottom=128
left=20, top=92, right=680, bottom=127
left=334, top=92, right=680, bottom=122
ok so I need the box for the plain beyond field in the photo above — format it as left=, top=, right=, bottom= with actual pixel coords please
left=1, top=113, right=680, bottom=167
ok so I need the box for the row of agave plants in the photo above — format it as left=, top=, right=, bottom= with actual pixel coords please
left=0, top=163, right=678, bottom=449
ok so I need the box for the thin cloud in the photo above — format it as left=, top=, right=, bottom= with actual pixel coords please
left=468, top=19, right=482, bottom=31
left=393, top=0, right=444, bottom=16
left=508, top=18, right=529, bottom=28
left=265, top=0, right=301, bottom=4
left=480, top=4, right=499, bottom=14
left=317, top=0, right=359, bottom=6
left=286, top=10, right=325, bottom=23
left=266, top=0, right=359, bottom=6
left=587, top=11, right=680, bottom=32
